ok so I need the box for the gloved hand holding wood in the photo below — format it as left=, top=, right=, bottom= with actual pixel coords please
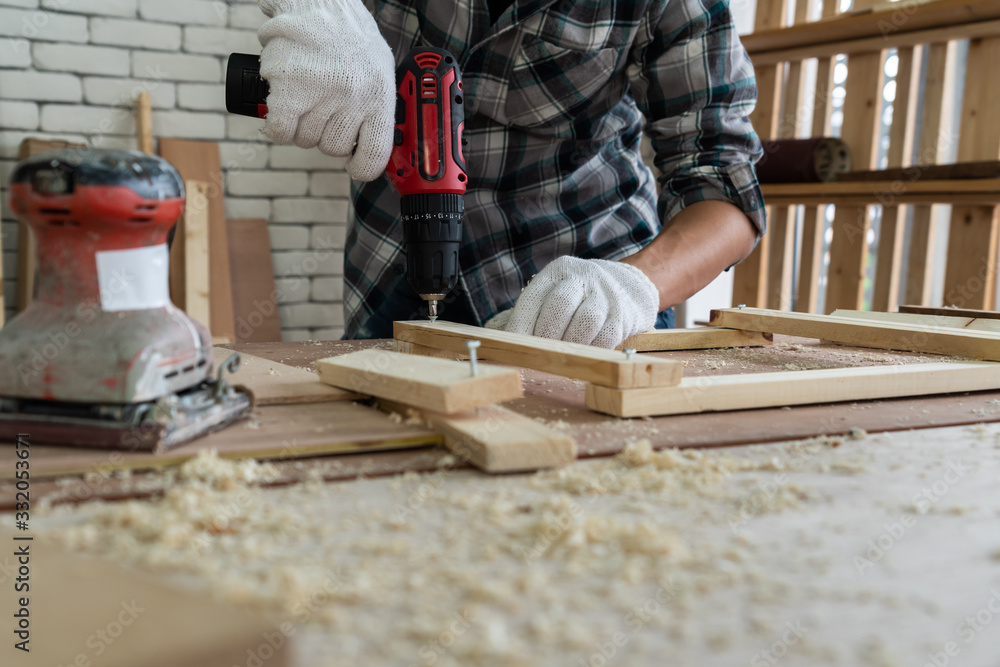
left=486, top=256, right=660, bottom=349
left=257, top=0, right=396, bottom=181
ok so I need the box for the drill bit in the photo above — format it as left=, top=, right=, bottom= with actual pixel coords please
left=427, top=299, right=439, bottom=323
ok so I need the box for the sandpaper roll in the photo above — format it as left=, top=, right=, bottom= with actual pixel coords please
left=756, top=137, right=852, bottom=183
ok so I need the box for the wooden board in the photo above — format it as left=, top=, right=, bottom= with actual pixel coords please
left=380, top=399, right=576, bottom=473
left=710, top=307, right=1000, bottom=360
left=586, top=361, right=1000, bottom=418
left=837, top=160, right=1000, bottom=182
left=215, top=347, right=356, bottom=405
left=0, top=531, right=292, bottom=667
left=317, top=348, right=522, bottom=414
left=183, top=180, right=211, bottom=328
left=618, top=327, right=772, bottom=352
left=394, top=339, right=469, bottom=360
left=228, top=218, right=282, bottom=343
left=159, top=139, right=236, bottom=342
left=0, top=401, right=441, bottom=481
left=393, top=320, right=684, bottom=389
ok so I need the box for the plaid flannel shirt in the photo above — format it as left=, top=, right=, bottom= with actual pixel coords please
left=346, top=0, right=765, bottom=339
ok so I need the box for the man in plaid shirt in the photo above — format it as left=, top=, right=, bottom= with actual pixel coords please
left=258, top=0, right=765, bottom=349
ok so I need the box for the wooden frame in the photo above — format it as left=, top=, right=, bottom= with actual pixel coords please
left=617, top=327, right=772, bottom=352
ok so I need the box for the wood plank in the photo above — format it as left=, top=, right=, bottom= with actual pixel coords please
left=135, top=90, right=153, bottom=154
left=394, top=339, right=469, bottom=360
left=944, top=36, right=1000, bottom=310
left=838, top=160, right=1000, bottom=182
left=825, top=49, right=885, bottom=312
left=905, top=41, right=955, bottom=306
left=710, top=306, right=1000, bottom=360
left=183, top=180, right=211, bottom=328
left=0, top=531, right=293, bottom=667
left=316, top=348, right=523, bottom=414
left=0, top=401, right=441, bottom=481
left=743, top=0, right=1000, bottom=57
left=393, top=320, right=685, bottom=389
left=617, top=327, right=773, bottom=352
left=732, top=0, right=786, bottom=308
left=831, top=308, right=1000, bottom=333
left=159, top=139, right=236, bottom=341
left=586, top=361, right=1000, bottom=418
left=15, top=139, right=86, bottom=313
left=227, top=218, right=283, bottom=343
left=379, top=399, right=576, bottom=473
left=213, top=347, right=356, bottom=405
left=900, top=304, right=1000, bottom=320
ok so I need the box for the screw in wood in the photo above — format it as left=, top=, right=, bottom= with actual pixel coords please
left=623, top=348, right=636, bottom=361
left=738, top=304, right=746, bottom=309
left=466, top=340, right=481, bottom=376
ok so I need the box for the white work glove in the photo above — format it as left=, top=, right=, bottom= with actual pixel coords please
left=258, top=0, right=395, bottom=181
left=486, top=256, right=660, bottom=349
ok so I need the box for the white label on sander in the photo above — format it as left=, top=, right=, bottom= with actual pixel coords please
left=96, top=244, right=171, bottom=312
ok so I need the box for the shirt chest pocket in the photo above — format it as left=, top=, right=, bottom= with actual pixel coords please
left=504, top=20, right=625, bottom=130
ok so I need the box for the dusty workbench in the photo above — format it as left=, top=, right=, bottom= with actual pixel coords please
left=5, top=338, right=1000, bottom=666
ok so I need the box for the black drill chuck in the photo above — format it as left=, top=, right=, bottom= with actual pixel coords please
left=401, top=192, right=463, bottom=298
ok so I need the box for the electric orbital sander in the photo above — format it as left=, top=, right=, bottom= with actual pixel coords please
left=0, top=149, right=253, bottom=450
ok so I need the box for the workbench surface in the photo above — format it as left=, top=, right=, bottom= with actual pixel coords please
left=9, top=339, right=1000, bottom=665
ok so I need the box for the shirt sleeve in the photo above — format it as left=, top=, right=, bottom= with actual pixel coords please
left=627, top=0, right=766, bottom=239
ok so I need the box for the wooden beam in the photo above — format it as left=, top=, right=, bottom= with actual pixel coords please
left=900, top=304, right=1000, bottom=320
left=710, top=307, right=1000, bottom=360
left=838, top=161, right=1000, bottom=182
left=183, top=180, right=211, bottom=329
left=761, top=179, right=1000, bottom=204
left=379, top=400, right=576, bottom=473
left=393, top=320, right=684, bottom=389
left=617, top=327, right=773, bottom=352
left=213, top=347, right=357, bottom=405
left=586, top=361, right=1000, bottom=418
left=316, top=348, right=522, bottom=414
left=394, top=340, right=469, bottom=360
left=743, top=0, right=1000, bottom=57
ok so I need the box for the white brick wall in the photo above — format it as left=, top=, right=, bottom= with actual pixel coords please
left=0, top=0, right=351, bottom=340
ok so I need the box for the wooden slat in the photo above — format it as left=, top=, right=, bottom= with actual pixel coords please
left=183, top=180, right=211, bottom=329
left=393, top=320, right=685, bottom=389
left=796, top=0, right=838, bottom=314
left=905, top=42, right=955, bottom=306
left=135, top=90, right=153, bottom=154
left=227, top=218, right=283, bottom=343
left=213, top=347, right=356, bottom=405
left=762, top=179, right=1000, bottom=204
left=710, top=306, right=1000, bottom=360
left=585, top=361, right=1000, bottom=418
left=733, top=0, right=787, bottom=308
left=618, top=327, right=772, bottom=352
left=831, top=308, right=1000, bottom=333
left=944, top=36, right=1000, bottom=310
left=839, top=160, right=1000, bottom=182
left=379, top=400, right=576, bottom=473
left=825, top=50, right=885, bottom=312
left=743, top=0, right=1000, bottom=57
left=316, top=348, right=523, bottom=414
left=873, top=46, right=920, bottom=312
left=159, top=139, right=236, bottom=341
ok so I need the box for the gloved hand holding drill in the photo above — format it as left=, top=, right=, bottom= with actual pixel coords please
left=253, top=0, right=765, bottom=350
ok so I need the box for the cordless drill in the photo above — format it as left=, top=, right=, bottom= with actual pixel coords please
left=226, top=47, right=467, bottom=321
